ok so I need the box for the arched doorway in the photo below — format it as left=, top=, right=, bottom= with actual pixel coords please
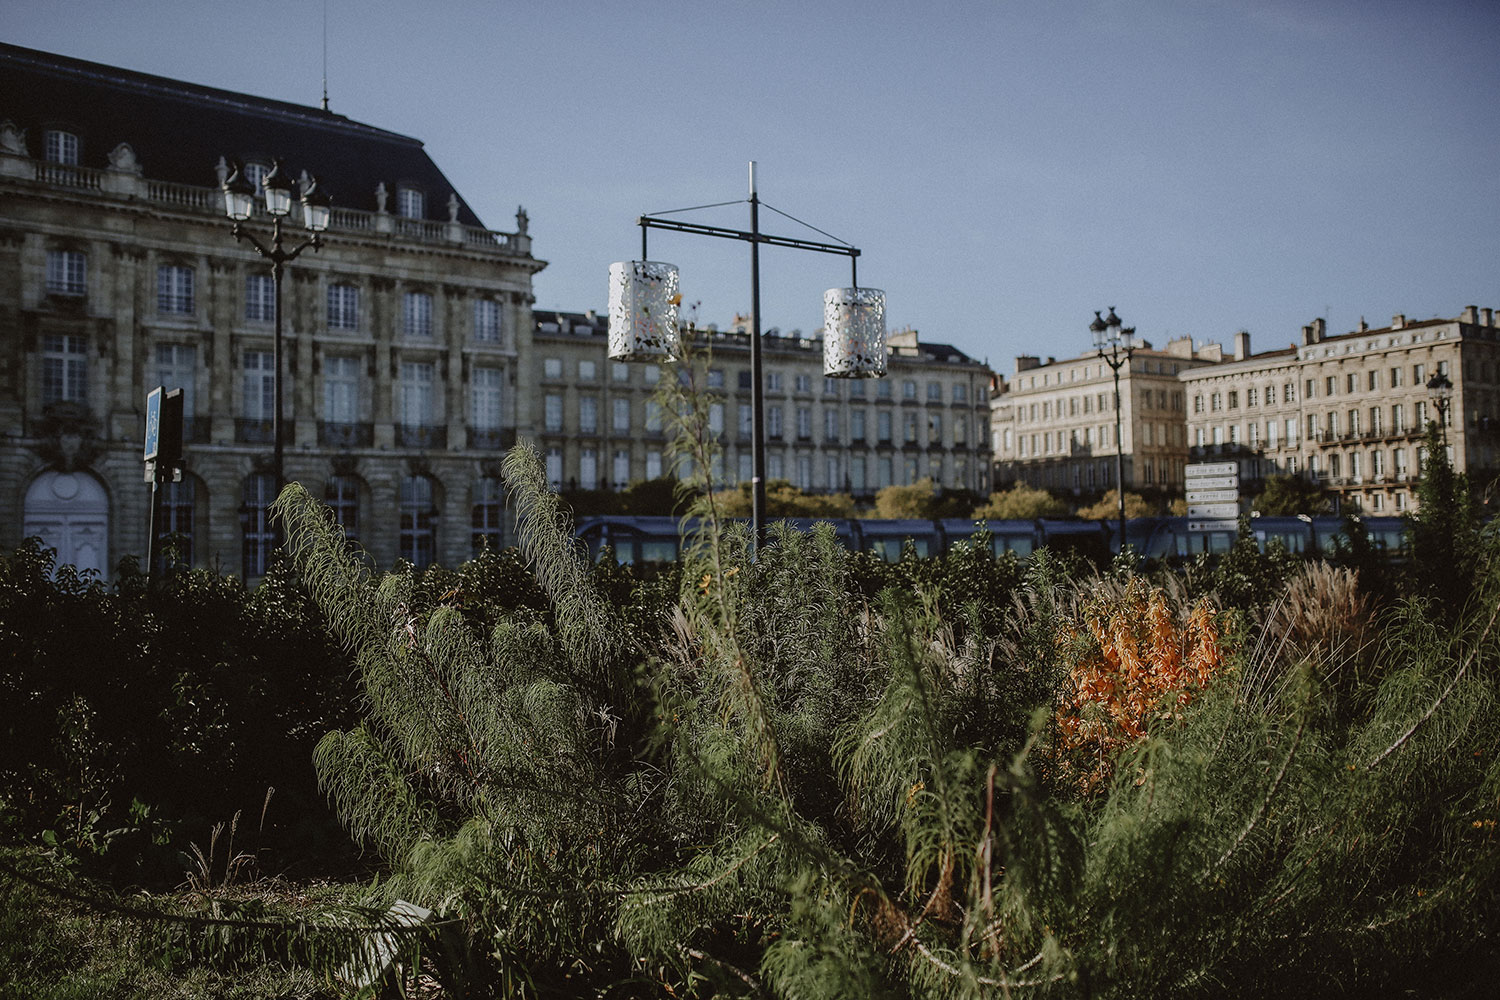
left=23, top=469, right=109, bottom=577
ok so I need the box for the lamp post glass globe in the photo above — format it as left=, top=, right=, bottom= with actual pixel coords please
left=301, top=175, right=332, bottom=232
left=261, top=159, right=294, bottom=217
left=221, top=162, right=256, bottom=221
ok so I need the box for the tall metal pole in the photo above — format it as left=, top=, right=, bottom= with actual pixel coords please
left=748, top=162, right=767, bottom=551
left=271, top=216, right=286, bottom=498
left=1112, top=354, right=1125, bottom=549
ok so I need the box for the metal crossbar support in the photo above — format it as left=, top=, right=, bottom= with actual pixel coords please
left=634, top=169, right=863, bottom=552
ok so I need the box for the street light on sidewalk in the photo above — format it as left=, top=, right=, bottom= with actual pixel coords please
left=220, top=158, right=331, bottom=496
left=1091, top=307, right=1136, bottom=550
left=1426, top=370, right=1453, bottom=448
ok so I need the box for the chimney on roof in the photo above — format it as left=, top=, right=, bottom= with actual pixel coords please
left=1461, top=305, right=1479, bottom=324
left=1015, top=355, right=1040, bottom=372
left=1358, top=317, right=1368, bottom=332
left=1165, top=335, right=1194, bottom=358
left=1233, top=330, right=1251, bottom=361
left=1046, top=356, right=1056, bottom=365
left=1484, top=308, right=1494, bottom=327
left=1313, top=318, right=1326, bottom=340
left=1198, top=342, right=1223, bottom=362
left=1392, top=313, right=1406, bottom=329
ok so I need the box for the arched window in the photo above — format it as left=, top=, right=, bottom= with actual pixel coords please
left=471, top=477, right=505, bottom=556
left=325, top=475, right=361, bottom=541
left=399, top=475, right=437, bottom=568
left=241, top=473, right=276, bottom=578
left=158, top=478, right=196, bottom=568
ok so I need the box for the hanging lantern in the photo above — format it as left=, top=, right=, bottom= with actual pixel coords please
left=823, top=286, right=887, bottom=378
left=608, top=261, right=680, bottom=361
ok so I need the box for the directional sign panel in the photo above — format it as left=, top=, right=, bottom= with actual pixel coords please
left=1186, top=462, right=1238, bottom=478
left=1187, top=502, right=1240, bottom=520
left=1184, top=475, right=1238, bottom=491
left=143, top=386, right=162, bottom=462
left=1186, top=488, right=1240, bottom=504
left=1188, top=518, right=1240, bottom=533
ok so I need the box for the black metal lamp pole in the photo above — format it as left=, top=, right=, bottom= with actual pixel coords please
left=1427, top=370, right=1453, bottom=448
left=633, top=164, right=863, bottom=552
left=1092, top=307, right=1135, bottom=551
left=220, top=160, right=330, bottom=499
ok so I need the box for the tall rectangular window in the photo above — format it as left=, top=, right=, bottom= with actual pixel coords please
left=157, top=265, right=194, bottom=314
left=795, top=455, right=813, bottom=490
left=708, top=402, right=724, bottom=434
left=851, top=455, right=867, bottom=492
left=877, top=411, right=892, bottom=443
left=546, top=448, right=564, bottom=488
left=42, top=334, right=87, bottom=405
left=645, top=450, right=663, bottom=480
left=737, top=403, right=752, bottom=437
left=579, top=396, right=599, bottom=433
left=768, top=405, right=784, bottom=439
left=242, top=474, right=275, bottom=578
left=612, top=449, right=630, bottom=489
left=472, top=366, right=502, bottom=430
left=851, top=410, right=866, bottom=441
left=154, top=344, right=196, bottom=430
left=796, top=407, right=812, bottom=440
left=545, top=393, right=564, bottom=432
left=824, top=409, right=839, bottom=440
left=579, top=360, right=597, bottom=381
left=46, top=250, right=86, bottom=296
left=473, top=298, right=501, bottom=342
left=246, top=273, right=274, bottom=322
left=328, top=284, right=359, bottom=330
left=825, top=456, right=841, bottom=491
left=400, top=361, right=435, bottom=427
left=579, top=448, right=599, bottom=489
left=404, top=291, right=433, bottom=337
left=243, top=350, right=275, bottom=421
left=324, top=356, right=360, bottom=424
left=644, top=400, right=661, bottom=432
left=613, top=397, right=630, bottom=432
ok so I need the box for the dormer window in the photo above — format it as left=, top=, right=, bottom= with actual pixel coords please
left=396, top=187, right=425, bottom=219
left=243, top=161, right=270, bottom=195
left=44, top=130, right=79, bottom=165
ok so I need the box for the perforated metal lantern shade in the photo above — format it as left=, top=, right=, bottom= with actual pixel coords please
left=823, top=287, right=887, bottom=378
left=608, top=261, right=681, bottom=361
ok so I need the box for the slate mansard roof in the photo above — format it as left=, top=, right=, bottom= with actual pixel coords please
left=0, top=41, right=487, bottom=227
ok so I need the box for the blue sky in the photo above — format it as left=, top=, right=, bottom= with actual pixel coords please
left=7, top=0, right=1498, bottom=372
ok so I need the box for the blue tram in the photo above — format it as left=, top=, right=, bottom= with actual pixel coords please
left=574, top=514, right=1411, bottom=566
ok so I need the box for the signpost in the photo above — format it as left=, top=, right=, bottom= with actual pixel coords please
left=144, top=387, right=184, bottom=582
left=1185, top=461, right=1240, bottom=533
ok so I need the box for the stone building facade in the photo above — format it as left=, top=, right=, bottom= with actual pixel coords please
left=1182, top=310, right=1500, bottom=514
left=989, top=337, right=1224, bottom=498
left=530, top=314, right=994, bottom=498
left=1, top=42, right=543, bottom=577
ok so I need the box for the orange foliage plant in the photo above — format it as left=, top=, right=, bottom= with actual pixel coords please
left=1053, top=579, right=1229, bottom=795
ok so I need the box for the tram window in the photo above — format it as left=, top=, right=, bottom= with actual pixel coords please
left=641, top=540, right=677, bottom=562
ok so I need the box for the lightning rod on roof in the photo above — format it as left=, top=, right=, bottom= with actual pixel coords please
left=321, top=0, right=330, bottom=111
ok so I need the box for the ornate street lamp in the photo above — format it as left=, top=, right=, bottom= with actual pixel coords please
left=608, top=162, right=885, bottom=552
left=1426, top=370, right=1453, bottom=447
left=220, top=158, right=331, bottom=496
left=1092, top=307, right=1136, bottom=550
